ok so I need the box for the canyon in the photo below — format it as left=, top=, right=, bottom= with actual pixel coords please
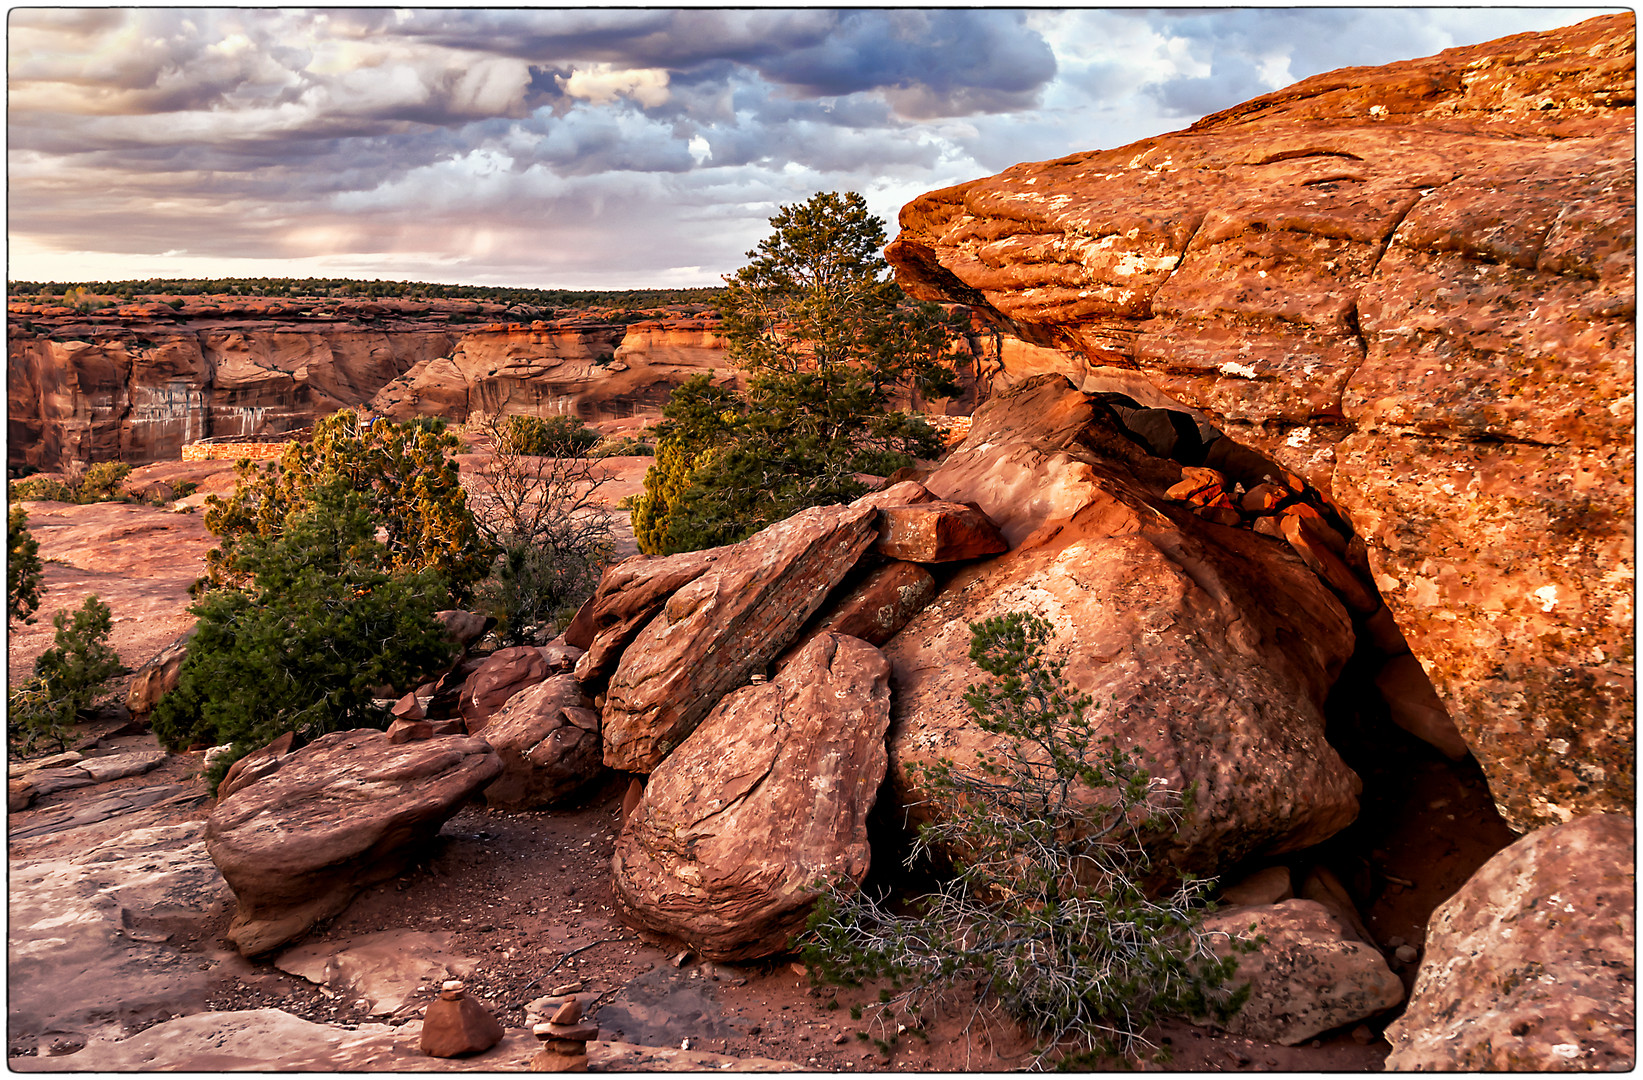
left=6, top=13, right=1634, bottom=1075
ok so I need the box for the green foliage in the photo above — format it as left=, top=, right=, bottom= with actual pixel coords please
left=10, top=461, right=133, bottom=504
left=802, top=612, right=1250, bottom=1068
left=152, top=481, right=458, bottom=778
left=11, top=277, right=721, bottom=312
left=202, top=409, right=490, bottom=602
left=631, top=375, right=746, bottom=554
left=9, top=596, right=126, bottom=753
left=633, top=192, right=963, bottom=554
left=502, top=414, right=600, bottom=457
left=8, top=504, right=44, bottom=625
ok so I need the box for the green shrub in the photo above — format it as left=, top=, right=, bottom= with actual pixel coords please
left=202, top=409, right=490, bottom=602
left=8, top=596, right=126, bottom=753
left=501, top=414, right=600, bottom=457
left=8, top=504, right=44, bottom=625
left=9, top=461, right=132, bottom=504
left=802, top=612, right=1251, bottom=1068
left=590, top=433, right=655, bottom=458
left=153, top=481, right=458, bottom=784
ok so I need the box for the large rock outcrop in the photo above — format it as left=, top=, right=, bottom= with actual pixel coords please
left=885, top=14, right=1635, bottom=833
left=204, top=730, right=501, bottom=956
left=883, top=377, right=1362, bottom=876
left=611, top=632, right=892, bottom=960
left=1383, top=812, right=1635, bottom=1071
left=601, top=503, right=879, bottom=773
left=480, top=675, right=605, bottom=810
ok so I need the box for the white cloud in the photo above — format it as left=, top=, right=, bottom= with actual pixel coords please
left=557, top=63, right=671, bottom=108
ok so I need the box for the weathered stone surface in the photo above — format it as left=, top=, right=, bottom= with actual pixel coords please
left=886, top=14, right=1635, bottom=833
left=1202, top=899, right=1404, bottom=1046
left=481, top=674, right=604, bottom=810
left=602, top=504, right=879, bottom=773
left=125, top=632, right=191, bottom=715
left=275, top=930, right=477, bottom=1016
left=872, top=500, right=1008, bottom=562
left=12, top=1008, right=542, bottom=1072
left=1384, top=813, right=1635, bottom=1071
left=435, top=609, right=491, bottom=649
left=568, top=547, right=730, bottom=686
left=803, top=560, right=937, bottom=647
left=460, top=645, right=555, bottom=733
left=217, top=730, right=296, bottom=800
left=1373, top=653, right=1470, bottom=760
left=884, top=378, right=1361, bottom=876
left=1219, top=866, right=1294, bottom=908
left=612, top=633, right=892, bottom=961
left=422, top=989, right=506, bottom=1058
left=8, top=821, right=232, bottom=1044
left=205, top=730, right=501, bottom=956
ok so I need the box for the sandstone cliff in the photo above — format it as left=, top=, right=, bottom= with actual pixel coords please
left=885, top=14, right=1635, bottom=832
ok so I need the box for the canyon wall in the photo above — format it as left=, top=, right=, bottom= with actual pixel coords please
left=885, top=14, right=1635, bottom=833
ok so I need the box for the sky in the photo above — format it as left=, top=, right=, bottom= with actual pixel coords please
left=6, top=6, right=1617, bottom=290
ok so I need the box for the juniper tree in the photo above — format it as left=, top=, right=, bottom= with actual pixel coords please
left=802, top=612, right=1252, bottom=1068
left=632, top=192, right=964, bottom=553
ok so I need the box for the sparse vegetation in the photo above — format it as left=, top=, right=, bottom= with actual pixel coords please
left=8, top=596, right=126, bottom=754
left=8, top=504, right=44, bottom=625
left=802, top=612, right=1251, bottom=1068
left=631, top=191, right=963, bottom=554
left=10, top=461, right=133, bottom=504
left=465, top=414, right=616, bottom=645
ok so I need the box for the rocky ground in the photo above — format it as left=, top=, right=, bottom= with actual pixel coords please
left=9, top=719, right=1502, bottom=1072
left=7, top=435, right=1520, bottom=1073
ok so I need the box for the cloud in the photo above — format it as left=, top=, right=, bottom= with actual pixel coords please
left=6, top=7, right=1617, bottom=288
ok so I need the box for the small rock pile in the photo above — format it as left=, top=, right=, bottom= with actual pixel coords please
left=530, top=996, right=599, bottom=1072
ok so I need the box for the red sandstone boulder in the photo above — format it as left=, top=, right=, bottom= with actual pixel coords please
left=481, top=675, right=604, bottom=810
left=567, top=547, right=730, bottom=687
left=1201, top=900, right=1403, bottom=1046
left=435, top=609, right=491, bottom=650
left=883, top=378, right=1361, bottom=877
left=125, top=632, right=191, bottom=716
left=601, top=504, right=879, bottom=773
left=885, top=15, right=1635, bottom=833
left=204, top=730, right=501, bottom=956
left=801, top=560, right=937, bottom=648
left=216, top=731, right=297, bottom=800
left=460, top=644, right=578, bottom=733
left=872, top=501, right=1007, bottom=562
left=612, top=633, right=891, bottom=961
left=1384, top=813, right=1635, bottom=1070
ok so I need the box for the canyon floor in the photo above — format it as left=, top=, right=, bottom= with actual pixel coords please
left=7, top=443, right=1518, bottom=1072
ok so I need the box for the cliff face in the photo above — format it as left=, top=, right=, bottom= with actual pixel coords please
left=886, top=14, right=1635, bottom=832
left=369, top=315, right=738, bottom=424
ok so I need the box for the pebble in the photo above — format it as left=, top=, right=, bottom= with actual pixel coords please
left=1395, top=944, right=1419, bottom=964
left=1386, top=936, right=1405, bottom=949
left=1352, top=1026, right=1375, bottom=1045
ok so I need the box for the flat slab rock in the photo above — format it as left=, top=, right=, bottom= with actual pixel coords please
left=613, top=632, right=892, bottom=961
left=205, top=729, right=501, bottom=957
left=12, top=1009, right=802, bottom=1073
left=1384, top=812, right=1635, bottom=1071
left=8, top=821, right=233, bottom=1044
left=602, top=502, right=879, bottom=773
left=274, top=930, right=478, bottom=1017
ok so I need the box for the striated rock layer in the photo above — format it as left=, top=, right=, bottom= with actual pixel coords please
left=885, top=14, right=1635, bottom=832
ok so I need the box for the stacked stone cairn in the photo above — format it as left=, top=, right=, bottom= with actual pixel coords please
left=530, top=996, right=599, bottom=1072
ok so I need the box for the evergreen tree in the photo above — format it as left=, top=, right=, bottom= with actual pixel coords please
left=9, top=596, right=125, bottom=753
left=633, top=192, right=964, bottom=553
left=8, top=504, right=44, bottom=625
left=154, top=481, right=458, bottom=784
left=203, top=409, right=490, bottom=601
